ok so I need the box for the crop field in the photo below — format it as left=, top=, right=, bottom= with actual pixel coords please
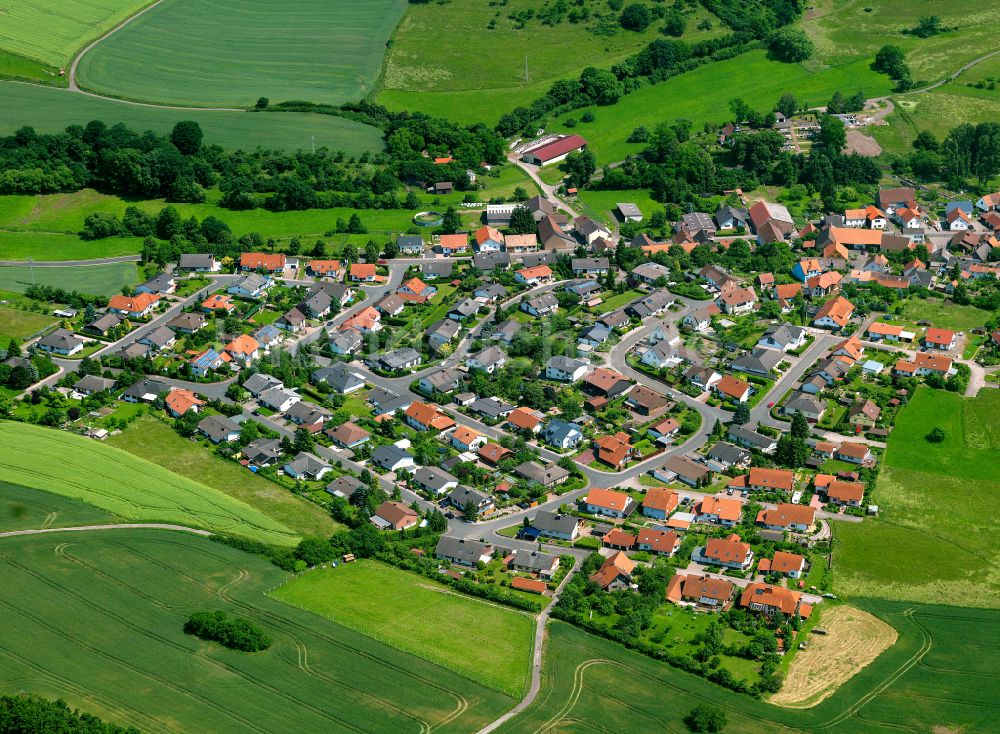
left=0, top=530, right=511, bottom=733
left=498, top=605, right=1000, bottom=734
left=0, top=230, right=144, bottom=261
left=0, top=0, right=148, bottom=66
left=272, top=559, right=534, bottom=696
left=107, top=416, right=341, bottom=538
left=834, top=388, right=1000, bottom=607
left=0, top=421, right=299, bottom=545
left=0, top=481, right=112, bottom=531
left=0, top=304, right=55, bottom=339
left=76, top=0, right=407, bottom=108
left=0, top=262, right=138, bottom=296
left=545, top=49, right=894, bottom=165
left=379, top=0, right=724, bottom=121
left=0, top=83, right=383, bottom=154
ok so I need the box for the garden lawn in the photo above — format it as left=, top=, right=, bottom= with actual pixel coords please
left=272, top=559, right=534, bottom=696
left=595, top=289, right=643, bottom=313
left=0, top=530, right=510, bottom=734
left=896, top=298, right=992, bottom=332
left=106, top=416, right=340, bottom=538
left=577, top=188, right=662, bottom=226
left=834, top=388, right=1000, bottom=607
left=0, top=421, right=299, bottom=545
left=0, top=304, right=55, bottom=339
left=0, top=83, right=383, bottom=154
left=0, top=262, right=138, bottom=296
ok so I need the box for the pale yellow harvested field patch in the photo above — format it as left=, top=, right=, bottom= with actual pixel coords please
left=770, top=605, right=897, bottom=707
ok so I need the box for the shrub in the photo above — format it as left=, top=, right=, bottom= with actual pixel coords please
left=685, top=704, right=727, bottom=732
left=926, top=426, right=945, bottom=443
left=620, top=3, right=651, bottom=31
left=184, top=610, right=271, bottom=652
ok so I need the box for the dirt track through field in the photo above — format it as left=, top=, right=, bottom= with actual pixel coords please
left=770, top=605, right=898, bottom=708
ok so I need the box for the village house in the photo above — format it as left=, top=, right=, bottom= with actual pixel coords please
left=371, top=501, right=420, bottom=531
left=894, top=351, right=954, bottom=378
left=695, top=533, right=753, bottom=570
left=714, top=374, right=750, bottom=404
left=756, top=503, right=815, bottom=532
left=198, top=415, right=241, bottom=444
left=202, top=293, right=236, bottom=313
left=641, top=487, right=678, bottom=520
left=637, top=528, right=681, bottom=557
left=595, top=432, right=636, bottom=469
left=583, top=487, right=635, bottom=518
left=515, top=461, right=570, bottom=488
left=748, top=467, right=795, bottom=494
left=371, top=444, right=415, bottom=473
left=727, top=424, right=778, bottom=453
left=412, top=466, right=459, bottom=495
left=739, top=583, right=810, bottom=619
left=108, top=293, right=159, bottom=319
left=824, top=479, right=865, bottom=507
left=757, top=323, right=807, bottom=352
left=507, top=549, right=559, bottom=579
left=541, top=420, right=584, bottom=450
left=404, top=401, right=456, bottom=433
left=717, top=286, right=757, bottom=315
left=589, top=551, right=635, bottom=592
left=695, top=496, right=742, bottom=527
left=835, top=441, right=873, bottom=464
left=240, top=252, right=285, bottom=273
left=514, top=265, right=553, bottom=286
left=924, top=327, right=957, bottom=351
left=685, top=365, right=723, bottom=391
left=283, top=452, right=332, bottom=481
left=659, top=455, right=712, bottom=487
left=520, top=293, right=559, bottom=317
left=164, top=388, right=204, bottom=418
left=758, top=550, right=807, bottom=579
left=326, top=421, right=371, bottom=449
left=228, top=274, right=272, bottom=299
left=666, top=573, right=735, bottom=611
left=813, top=295, right=854, bottom=330
left=647, top=417, right=680, bottom=445
left=531, top=510, right=582, bottom=541
left=435, top=536, right=493, bottom=567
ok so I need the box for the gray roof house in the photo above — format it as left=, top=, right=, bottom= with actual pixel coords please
left=757, top=323, right=807, bottom=352
left=515, top=461, right=570, bottom=487
left=258, top=385, right=300, bottom=412
left=531, top=510, right=581, bottom=540
left=448, top=298, right=480, bottom=321
left=120, top=379, right=167, bottom=403
left=242, top=372, right=283, bottom=397
left=435, top=536, right=493, bottom=566
left=35, top=328, right=84, bottom=356
left=473, top=251, right=511, bottom=271
left=418, top=367, right=463, bottom=395
left=283, top=452, right=332, bottom=480
left=367, top=347, right=422, bottom=373
left=730, top=347, right=782, bottom=377
left=312, top=363, right=365, bottom=394
left=371, top=444, right=415, bottom=472
left=445, top=485, right=494, bottom=513
left=137, top=325, right=176, bottom=351
left=727, top=425, right=778, bottom=453
left=425, top=318, right=461, bottom=349
left=412, top=466, right=459, bottom=495
left=197, top=415, right=241, bottom=443
left=325, top=475, right=366, bottom=499
left=470, top=397, right=515, bottom=421
left=541, top=419, right=584, bottom=449
left=73, top=374, right=116, bottom=395
left=84, top=313, right=122, bottom=335
left=706, top=441, right=751, bottom=469
left=243, top=438, right=282, bottom=467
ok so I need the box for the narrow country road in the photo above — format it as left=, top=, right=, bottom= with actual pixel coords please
left=0, top=523, right=212, bottom=539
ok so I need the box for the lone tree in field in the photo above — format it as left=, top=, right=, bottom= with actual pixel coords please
left=685, top=704, right=727, bottom=732
left=926, top=426, right=946, bottom=443
left=768, top=28, right=813, bottom=63
left=170, top=120, right=203, bottom=155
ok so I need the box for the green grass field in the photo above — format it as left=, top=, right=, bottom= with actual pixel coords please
left=576, top=188, right=662, bottom=225
left=379, top=0, right=725, bottom=123
left=834, top=388, right=1000, bottom=607
left=272, top=560, right=534, bottom=696
left=0, top=421, right=299, bottom=545
left=0, top=529, right=512, bottom=733
left=873, top=87, right=1000, bottom=153
left=0, top=230, right=145, bottom=261
left=0, top=0, right=148, bottom=66
left=0, top=83, right=383, bottom=153
left=896, top=298, right=992, bottom=332
left=0, top=304, right=55, bottom=339
left=107, top=416, right=341, bottom=539
left=499, top=607, right=1000, bottom=734
left=0, top=262, right=138, bottom=296
left=0, top=481, right=112, bottom=531
left=76, top=0, right=406, bottom=107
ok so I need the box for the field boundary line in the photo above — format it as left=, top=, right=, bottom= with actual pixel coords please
left=0, top=523, right=212, bottom=539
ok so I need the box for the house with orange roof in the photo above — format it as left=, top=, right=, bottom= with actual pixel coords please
left=307, top=260, right=343, bottom=279
left=865, top=205, right=887, bottom=228
left=165, top=388, right=205, bottom=418
left=714, top=374, right=750, bottom=404
left=223, top=334, right=260, bottom=366
left=108, top=293, right=159, bottom=319
left=510, top=577, right=548, bottom=595
left=832, top=335, right=864, bottom=363
left=947, top=207, right=973, bottom=231
left=240, top=252, right=286, bottom=273
left=893, top=207, right=923, bottom=229
left=504, top=233, right=539, bottom=253
left=478, top=442, right=513, bottom=465
left=202, top=293, right=236, bottom=313
left=793, top=258, right=824, bottom=281
left=823, top=479, right=865, bottom=507
left=399, top=277, right=437, bottom=300
left=642, top=487, right=678, bottom=520
left=835, top=441, right=873, bottom=465
left=595, top=432, right=636, bottom=469
left=773, top=282, right=803, bottom=310
left=666, top=573, right=735, bottom=610
left=451, top=425, right=486, bottom=452
left=474, top=226, right=504, bottom=252
left=924, top=327, right=956, bottom=351
left=843, top=208, right=867, bottom=227
left=813, top=295, right=854, bottom=330
left=583, top=487, right=636, bottom=518
left=695, top=496, right=742, bottom=527
left=824, top=227, right=883, bottom=250
left=349, top=263, right=378, bottom=282
left=340, top=306, right=381, bottom=334
left=717, top=285, right=757, bottom=315
left=806, top=271, right=842, bottom=298
left=739, top=583, right=810, bottom=619
left=602, top=527, right=636, bottom=551
left=436, top=233, right=469, bottom=255
left=867, top=321, right=904, bottom=341
left=756, top=503, right=815, bottom=532
left=758, top=551, right=806, bottom=579
left=822, top=241, right=850, bottom=259
left=894, top=351, right=954, bottom=378
left=748, top=467, right=794, bottom=494
left=514, top=265, right=553, bottom=286
left=589, top=551, right=635, bottom=591
left=695, top=533, right=753, bottom=570
left=404, top=402, right=456, bottom=433
left=637, top=528, right=680, bottom=557
left=507, top=406, right=545, bottom=434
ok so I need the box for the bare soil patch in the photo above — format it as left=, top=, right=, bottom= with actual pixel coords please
left=770, top=605, right=897, bottom=707
left=846, top=129, right=883, bottom=157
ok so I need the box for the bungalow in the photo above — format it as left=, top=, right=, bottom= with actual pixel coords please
left=666, top=574, right=735, bottom=610
left=578, top=323, right=611, bottom=347
left=515, top=461, right=570, bottom=488
left=813, top=295, right=854, bottom=330
left=326, top=421, right=370, bottom=449
left=758, top=551, right=806, bottom=579
left=697, top=534, right=753, bottom=570
left=307, top=259, right=343, bottom=279
left=867, top=321, right=905, bottom=342
left=84, top=313, right=122, bottom=336
left=589, top=551, right=636, bottom=591
left=507, top=549, right=559, bottom=579
left=583, top=487, right=635, bottom=518
left=166, top=311, right=206, bottom=334
left=520, top=293, right=559, bottom=317
left=894, top=351, right=953, bottom=378
left=108, top=293, right=159, bottom=319
left=404, top=401, right=456, bottom=433
left=571, top=257, right=610, bottom=277
left=544, top=355, right=588, bottom=382
left=425, top=319, right=461, bottom=351
left=627, top=290, right=675, bottom=320
left=717, top=286, right=757, bottom=315
left=283, top=452, right=332, bottom=481
left=436, top=233, right=469, bottom=256
left=514, top=265, right=553, bottom=286
left=478, top=442, right=513, bottom=466
left=371, top=501, right=420, bottom=531
left=412, top=466, right=459, bottom=495
left=631, top=261, right=670, bottom=285
left=467, top=345, right=507, bottom=373
left=661, top=455, right=712, bottom=487
left=683, top=304, right=721, bottom=332
left=197, top=415, right=241, bottom=444
left=474, top=283, right=507, bottom=303
left=647, top=417, right=680, bottom=445
left=756, top=503, right=815, bottom=532
left=470, top=396, right=515, bottom=421
left=368, top=347, right=422, bottom=374
left=642, top=487, right=678, bottom=520
left=242, top=372, right=282, bottom=397
left=121, top=379, right=167, bottom=403
left=243, top=438, right=282, bottom=467
left=135, top=272, right=175, bottom=296
left=695, top=496, right=742, bottom=527
left=731, top=347, right=782, bottom=378
left=285, top=401, right=330, bottom=433
left=396, top=235, right=424, bottom=255
left=637, top=528, right=680, bottom=557
left=446, top=298, right=479, bottom=322
left=417, top=367, right=463, bottom=396
left=541, top=419, right=584, bottom=449
left=640, top=340, right=680, bottom=370
left=189, top=348, right=228, bottom=377
left=399, top=277, right=437, bottom=300
left=508, top=406, right=544, bottom=434
left=240, top=252, right=285, bottom=273
left=748, top=467, right=795, bottom=494
left=72, top=374, right=116, bottom=396
left=257, top=385, right=300, bottom=413
left=312, top=363, right=366, bottom=394
left=835, top=441, right=872, bottom=464
left=531, top=510, right=581, bottom=541
left=223, top=334, right=259, bottom=366
left=707, top=441, right=751, bottom=470
left=178, top=253, right=219, bottom=272
left=727, top=425, right=778, bottom=454
left=598, top=309, right=630, bottom=332
left=739, top=583, right=809, bottom=619
left=504, top=233, right=539, bottom=254
left=299, top=290, right=332, bottom=319
left=824, top=479, right=865, bottom=507
left=349, top=263, right=379, bottom=282
left=581, top=367, right=631, bottom=399
left=685, top=365, right=722, bottom=391
left=34, top=328, right=84, bottom=357
left=421, top=261, right=455, bottom=280
left=924, top=327, right=956, bottom=351
left=275, top=308, right=306, bottom=333
left=371, top=444, right=416, bottom=472
left=714, top=374, right=750, bottom=404
left=202, top=293, right=236, bottom=313
left=451, top=425, right=487, bottom=452
left=227, top=274, right=271, bottom=299
left=757, top=323, right=807, bottom=352
left=374, top=293, right=405, bottom=318
left=329, top=328, right=363, bottom=356
left=474, top=226, right=505, bottom=252
left=783, top=392, right=825, bottom=422
left=848, top=399, right=881, bottom=428
left=435, top=536, right=493, bottom=567
left=164, top=388, right=204, bottom=418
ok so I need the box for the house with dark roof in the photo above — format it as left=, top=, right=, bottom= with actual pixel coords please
left=197, top=415, right=241, bottom=443
left=435, top=536, right=493, bottom=566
